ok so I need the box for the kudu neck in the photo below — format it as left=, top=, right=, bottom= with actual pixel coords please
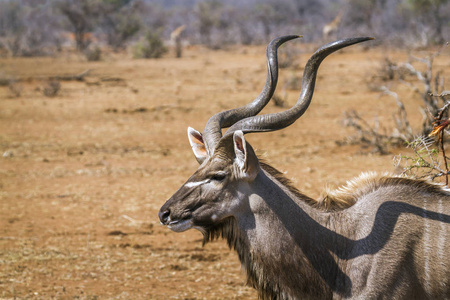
left=251, top=168, right=332, bottom=227
left=233, top=169, right=340, bottom=298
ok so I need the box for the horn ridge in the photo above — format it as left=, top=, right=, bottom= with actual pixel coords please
left=222, top=37, right=374, bottom=138
left=201, top=35, right=302, bottom=154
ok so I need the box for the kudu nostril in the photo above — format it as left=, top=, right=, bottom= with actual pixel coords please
left=159, top=209, right=170, bottom=224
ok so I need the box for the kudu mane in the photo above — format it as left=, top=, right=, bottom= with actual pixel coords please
left=324, top=172, right=450, bottom=207
left=263, top=162, right=449, bottom=211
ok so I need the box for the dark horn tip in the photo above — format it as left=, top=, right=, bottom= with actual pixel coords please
left=317, top=36, right=375, bottom=53
left=357, top=36, right=375, bottom=42
left=352, top=36, right=376, bottom=45
left=353, top=36, right=375, bottom=42
left=270, top=35, right=302, bottom=47
left=285, top=34, right=303, bottom=39
left=280, top=34, right=303, bottom=42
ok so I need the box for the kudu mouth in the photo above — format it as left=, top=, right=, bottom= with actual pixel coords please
left=158, top=207, right=194, bottom=232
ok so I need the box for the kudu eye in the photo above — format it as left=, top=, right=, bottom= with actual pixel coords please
left=210, top=172, right=227, bottom=182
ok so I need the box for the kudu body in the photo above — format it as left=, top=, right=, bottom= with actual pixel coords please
left=159, top=36, right=450, bottom=299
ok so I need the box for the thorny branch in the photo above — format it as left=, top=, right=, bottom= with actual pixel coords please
left=380, top=86, right=414, bottom=141
left=341, top=87, right=412, bottom=154
left=397, top=99, right=450, bottom=185
left=394, top=136, right=444, bottom=180
left=344, top=42, right=448, bottom=156
left=428, top=99, right=450, bottom=184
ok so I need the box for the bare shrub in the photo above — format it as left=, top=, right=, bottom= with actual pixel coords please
left=343, top=44, right=448, bottom=153
left=43, top=80, right=61, bottom=97
left=84, top=46, right=101, bottom=61
left=283, top=72, right=302, bottom=91
left=272, top=94, right=287, bottom=108
left=278, top=45, right=300, bottom=69
left=8, top=80, right=23, bottom=97
left=385, top=50, right=447, bottom=135
left=341, top=110, right=401, bottom=154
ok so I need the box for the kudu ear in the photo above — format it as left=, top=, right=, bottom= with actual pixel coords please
left=187, top=127, right=208, bottom=164
left=233, top=131, right=260, bottom=180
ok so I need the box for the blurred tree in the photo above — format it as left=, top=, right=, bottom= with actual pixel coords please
left=0, top=1, right=22, bottom=37
left=0, top=2, right=23, bottom=56
left=101, top=0, right=132, bottom=7
left=235, top=7, right=256, bottom=45
left=406, top=0, right=448, bottom=43
left=98, top=0, right=141, bottom=51
left=345, top=0, right=386, bottom=31
left=254, top=4, right=280, bottom=41
left=291, top=0, right=324, bottom=20
left=0, top=1, right=63, bottom=56
left=194, top=0, right=223, bottom=46
left=58, top=0, right=101, bottom=51
left=0, top=0, right=447, bottom=55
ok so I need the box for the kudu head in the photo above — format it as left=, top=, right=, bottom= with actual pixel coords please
left=159, top=36, right=373, bottom=234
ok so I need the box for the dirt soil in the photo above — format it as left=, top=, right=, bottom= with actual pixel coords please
left=1, top=42, right=449, bottom=299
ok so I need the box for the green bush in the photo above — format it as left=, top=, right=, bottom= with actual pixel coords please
left=132, top=31, right=167, bottom=59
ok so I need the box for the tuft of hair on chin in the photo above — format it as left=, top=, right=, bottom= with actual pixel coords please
left=200, top=217, right=240, bottom=248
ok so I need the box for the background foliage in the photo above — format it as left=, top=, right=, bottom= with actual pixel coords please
left=0, top=0, right=448, bottom=57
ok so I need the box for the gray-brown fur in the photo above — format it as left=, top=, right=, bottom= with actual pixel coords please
left=159, top=37, right=450, bottom=299
left=199, top=163, right=450, bottom=299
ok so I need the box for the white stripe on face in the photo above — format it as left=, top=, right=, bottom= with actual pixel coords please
left=185, top=179, right=209, bottom=188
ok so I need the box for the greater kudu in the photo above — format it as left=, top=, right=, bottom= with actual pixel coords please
left=159, top=36, right=450, bottom=299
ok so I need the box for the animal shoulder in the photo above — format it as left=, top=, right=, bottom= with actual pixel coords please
left=262, top=163, right=449, bottom=211
left=322, top=172, right=450, bottom=210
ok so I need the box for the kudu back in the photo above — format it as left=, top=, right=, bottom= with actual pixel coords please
left=159, top=36, right=450, bottom=299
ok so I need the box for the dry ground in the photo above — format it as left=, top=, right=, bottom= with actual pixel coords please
left=0, top=41, right=449, bottom=299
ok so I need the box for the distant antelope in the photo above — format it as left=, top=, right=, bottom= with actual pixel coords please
left=170, top=25, right=186, bottom=58
left=159, top=36, right=450, bottom=299
left=323, top=12, right=343, bottom=41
